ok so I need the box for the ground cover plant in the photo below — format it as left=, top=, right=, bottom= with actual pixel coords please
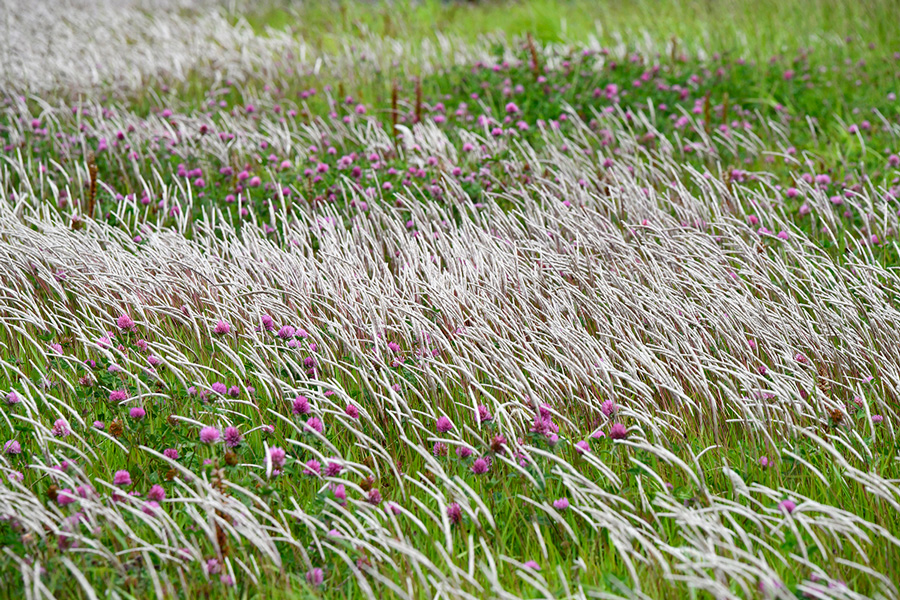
left=3, top=0, right=900, bottom=598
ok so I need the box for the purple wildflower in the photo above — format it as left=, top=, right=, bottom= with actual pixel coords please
left=778, top=499, right=797, bottom=514
left=305, top=417, right=323, bottom=434
left=552, top=498, right=569, bottom=511
left=113, top=470, right=132, bottom=486
left=292, top=395, right=311, bottom=415
left=206, top=558, right=221, bottom=575
left=471, top=458, right=489, bottom=474
left=223, top=426, right=242, bottom=447
left=199, top=427, right=220, bottom=444
left=305, top=568, right=324, bottom=587
left=436, top=416, right=453, bottom=433
left=147, top=485, right=166, bottom=502
left=117, top=314, right=135, bottom=330
left=609, top=423, right=628, bottom=439
left=268, top=447, right=286, bottom=469
left=51, top=419, right=71, bottom=437
left=57, top=488, right=78, bottom=505
left=332, top=483, right=347, bottom=502
left=447, top=502, right=462, bottom=524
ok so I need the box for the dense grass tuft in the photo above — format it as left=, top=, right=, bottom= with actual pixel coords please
left=2, top=1, right=900, bottom=598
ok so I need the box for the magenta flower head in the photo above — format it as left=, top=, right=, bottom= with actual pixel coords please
left=199, top=426, right=221, bottom=444
left=778, top=499, right=797, bottom=515
left=278, top=325, right=296, bottom=339
left=213, top=320, right=231, bottom=335
left=57, top=488, right=78, bottom=505
left=324, top=460, right=343, bottom=477
left=117, top=314, right=135, bottom=331
left=292, top=395, right=311, bottom=415
left=367, top=488, right=383, bottom=505
left=113, top=470, right=132, bottom=486
left=332, top=483, right=347, bottom=502
left=206, top=558, right=221, bottom=574
left=109, top=390, right=127, bottom=402
left=304, top=459, right=321, bottom=476
left=574, top=440, right=591, bottom=454
left=523, top=560, right=541, bottom=571
left=305, top=417, right=323, bottom=434
left=456, top=446, right=473, bottom=459
left=471, top=458, right=489, bottom=475
left=6, top=391, right=20, bottom=405
left=609, top=423, right=628, bottom=440
left=223, top=426, right=242, bottom=447
left=477, top=404, right=493, bottom=422
left=305, top=567, right=324, bottom=587
left=211, top=382, right=227, bottom=395
left=552, top=498, right=569, bottom=511
left=505, top=102, right=520, bottom=114
left=129, top=407, right=146, bottom=420
left=268, top=446, right=286, bottom=469
left=447, top=502, right=462, bottom=524
left=163, top=448, right=179, bottom=460
left=345, top=404, right=360, bottom=419
left=759, top=456, right=770, bottom=468
left=3, top=440, right=21, bottom=455
left=51, top=419, right=71, bottom=437
left=872, top=415, right=885, bottom=424
left=601, top=399, right=618, bottom=416
left=436, top=416, right=453, bottom=433
left=144, top=501, right=163, bottom=515
left=147, top=485, right=166, bottom=502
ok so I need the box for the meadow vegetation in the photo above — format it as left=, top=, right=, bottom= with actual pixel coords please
left=2, top=0, right=900, bottom=598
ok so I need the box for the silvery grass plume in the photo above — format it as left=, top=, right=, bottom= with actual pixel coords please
left=2, top=1, right=900, bottom=598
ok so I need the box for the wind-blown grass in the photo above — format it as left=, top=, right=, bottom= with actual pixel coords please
left=1, top=1, right=900, bottom=599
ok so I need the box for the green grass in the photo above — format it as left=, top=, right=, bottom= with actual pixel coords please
left=3, top=0, right=900, bottom=598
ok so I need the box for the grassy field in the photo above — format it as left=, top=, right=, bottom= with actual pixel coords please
left=2, top=0, right=900, bottom=598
